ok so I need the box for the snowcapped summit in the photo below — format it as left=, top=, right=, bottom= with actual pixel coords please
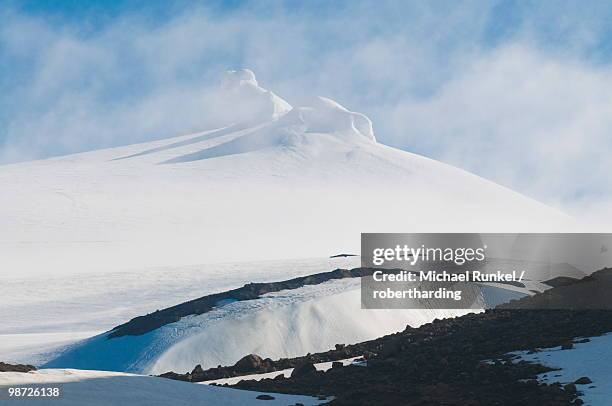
left=0, top=70, right=578, bottom=277
left=218, top=69, right=292, bottom=122
left=218, top=69, right=374, bottom=143
left=221, top=68, right=259, bottom=87
left=279, top=96, right=375, bottom=142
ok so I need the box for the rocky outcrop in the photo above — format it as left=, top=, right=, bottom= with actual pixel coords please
left=110, top=267, right=382, bottom=338
left=160, top=341, right=374, bottom=383
left=574, top=377, right=592, bottom=385
left=234, top=354, right=265, bottom=374
left=0, top=362, right=36, bottom=373
left=502, top=267, right=612, bottom=310
left=542, top=276, right=580, bottom=288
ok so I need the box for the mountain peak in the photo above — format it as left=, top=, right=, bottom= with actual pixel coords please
left=221, top=68, right=259, bottom=87
left=287, top=96, right=375, bottom=142
left=218, top=69, right=375, bottom=143
left=218, top=69, right=292, bottom=122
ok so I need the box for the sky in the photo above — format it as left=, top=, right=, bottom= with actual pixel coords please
left=1, top=0, right=611, bottom=222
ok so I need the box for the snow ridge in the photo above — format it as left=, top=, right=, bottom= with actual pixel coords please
left=219, top=69, right=292, bottom=122
left=281, top=96, right=375, bottom=142
left=219, top=69, right=375, bottom=143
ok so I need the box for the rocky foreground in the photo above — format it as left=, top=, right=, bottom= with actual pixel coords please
left=162, top=268, right=612, bottom=405
left=234, top=309, right=609, bottom=405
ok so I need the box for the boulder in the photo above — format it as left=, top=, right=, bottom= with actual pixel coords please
left=574, top=376, right=592, bottom=385
left=291, top=362, right=316, bottom=378
left=234, top=354, right=264, bottom=373
left=563, top=383, right=576, bottom=393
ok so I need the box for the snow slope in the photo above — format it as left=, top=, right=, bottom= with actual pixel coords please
left=43, top=277, right=525, bottom=374
left=0, top=256, right=358, bottom=365
left=0, top=69, right=576, bottom=278
left=512, top=333, right=612, bottom=406
left=0, top=369, right=326, bottom=406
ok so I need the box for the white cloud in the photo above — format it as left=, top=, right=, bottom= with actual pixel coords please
left=388, top=45, right=612, bottom=211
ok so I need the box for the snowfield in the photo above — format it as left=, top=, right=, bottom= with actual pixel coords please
left=42, top=278, right=526, bottom=374
left=0, top=369, right=327, bottom=406
left=0, top=69, right=576, bottom=279
left=512, top=333, right=612, bottom=406
left=0, top=256, right=359, bottom=365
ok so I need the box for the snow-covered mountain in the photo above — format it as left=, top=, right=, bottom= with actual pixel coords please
left=0, top=69, right=575, bottom=278
left=0, top=69, right=587, bottom=392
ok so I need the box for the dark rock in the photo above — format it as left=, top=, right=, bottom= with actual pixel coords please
left=331, top=361, right=343, bottom=369
left=335, top=344, right=345, bottom=350
left=502, top=267, right=612, bottom=311
left=158, top=371, right=186, bottom=381
left=255, top=394, right=275, bottom=400
left=291, top=363, right=316, bottom=378
left=0, top=362, right=36, bottom=373
left=379, top=339, right=401, bottom=358
left=110, top=267, right=379, bottom=338
left=563, top=383, right=576, bottom=393
left=574, top=377, right=592, bottom=385
left=234, top=354, right=264, bottom=373
left=542, top=276, right=580, bottom=288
